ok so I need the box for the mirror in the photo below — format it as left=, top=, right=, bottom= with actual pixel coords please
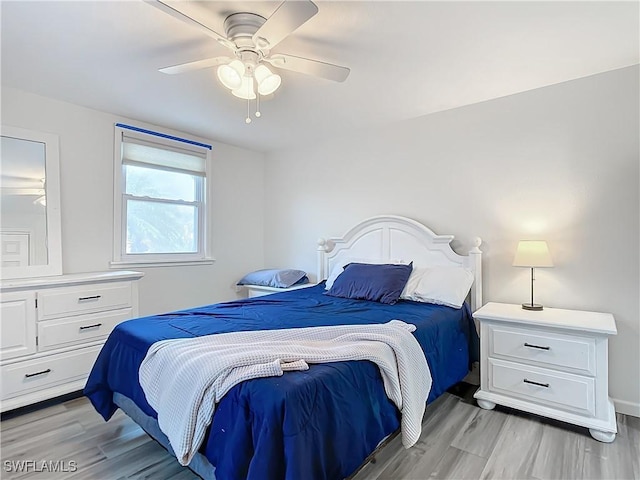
left=1, top=126, right=62, bottom=279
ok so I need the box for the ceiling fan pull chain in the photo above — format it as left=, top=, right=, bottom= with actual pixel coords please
left=256, top=91, right=261, bottom=118
left=245, top=79, right=252, bottom=124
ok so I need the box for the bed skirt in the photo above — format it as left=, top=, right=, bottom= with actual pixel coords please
left=113, top=392, right=216, bottom=480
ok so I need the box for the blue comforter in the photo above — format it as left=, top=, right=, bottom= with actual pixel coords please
left=85, top=283, right=476, bottom=480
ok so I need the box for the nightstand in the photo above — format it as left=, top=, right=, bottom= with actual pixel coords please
left=473, top=302, right=618, bottom=442
left=244, top=283, right=314, bottom=298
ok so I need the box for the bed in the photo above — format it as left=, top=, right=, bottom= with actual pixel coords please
left=85, top=215, right=483, bottom=480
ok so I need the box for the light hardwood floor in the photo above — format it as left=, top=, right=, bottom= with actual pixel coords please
left=1, top=390, right=638, bottom=480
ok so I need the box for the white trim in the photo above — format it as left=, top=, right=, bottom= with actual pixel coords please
left=112, top=125, right=212, bottom=266
left=613, top=397, right=640, bottom=417
left=109, top=259, right=215, bottom=268
left=0, top=126, right=62, bottom=279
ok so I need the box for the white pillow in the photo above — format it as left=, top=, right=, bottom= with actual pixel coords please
left=324, top=258, right=407, bottom=290
left=400, top=267, right=428, bottom=300
left=412, top=267, right=474, bottom=309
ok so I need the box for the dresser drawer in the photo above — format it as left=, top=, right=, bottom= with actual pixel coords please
left=488, top=358, right=595, bottom=416
left=37, top=308, right=131, bottom=351
left=37, top=283, right=132, bottom=320
left=488, top=324, right=596, bottom=375
left=1, top=346, right=101, bottom=400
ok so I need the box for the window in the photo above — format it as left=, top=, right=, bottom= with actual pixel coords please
left=112, top=124, right=213, bottom=266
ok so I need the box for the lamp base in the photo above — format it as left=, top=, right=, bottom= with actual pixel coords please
left=522, top=303, right=543, bottom=311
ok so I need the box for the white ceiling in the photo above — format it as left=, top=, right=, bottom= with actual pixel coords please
left=1, top=1, right=638, bottom=153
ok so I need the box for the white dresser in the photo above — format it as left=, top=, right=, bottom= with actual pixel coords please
left=0, top=270, right=143, bottom=412
left=473, top=302, right=617, bottom=442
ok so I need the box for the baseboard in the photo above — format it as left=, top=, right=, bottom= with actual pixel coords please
left=613, top=397, right=640, bottom=418
left=1, top=390, right=83, bottom=420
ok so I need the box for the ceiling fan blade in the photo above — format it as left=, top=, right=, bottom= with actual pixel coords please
left=252, top=0, right=318, bottom=50
left=144, top=0, right=234, bottom=49
left=159, top=56, right=232, bottom=75
left=266, top=54, right=350, bottom=82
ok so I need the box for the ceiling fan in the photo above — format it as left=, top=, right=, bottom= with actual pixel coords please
left=146, top=0, right=350, bottom=123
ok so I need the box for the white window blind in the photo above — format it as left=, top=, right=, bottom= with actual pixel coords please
left=122, top=136, right=207, bottom=176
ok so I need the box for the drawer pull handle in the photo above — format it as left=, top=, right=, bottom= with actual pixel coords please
left=79, top=323, right=103, bottom=330
left=524, top=378, right=549, bottom=388
left=524, top=342, right=550, bottom=351
left=78, top=295, right=102, bottom=302
left=25, top=369, right=51, bottom=378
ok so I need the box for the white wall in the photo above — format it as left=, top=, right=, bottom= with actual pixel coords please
left=264, top=66, right=640, bottom=415
left=2, top=87, right=265, bottom=315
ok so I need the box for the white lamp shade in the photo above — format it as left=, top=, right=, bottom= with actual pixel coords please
left=255, top=64, right=281, bottom=95
left=217, top=60, right=244, bottom=90
left=513, top=240, right=554, bottom=267
left=231, top=76, right=256, bottom=100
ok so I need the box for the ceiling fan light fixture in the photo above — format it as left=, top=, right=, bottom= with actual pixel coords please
left=231, top=75, right=256, bottom=100
left=255, top=64, right=281, bottom=95
left=217, top=60, right=245, bottom=90
left=150, top=0, right=350, bottom=124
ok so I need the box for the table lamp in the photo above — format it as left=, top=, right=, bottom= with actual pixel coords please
left=513, top=240, right=554, bottom=311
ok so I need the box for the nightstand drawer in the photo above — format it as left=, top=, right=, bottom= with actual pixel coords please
left=488, top=324, right=596, bottom=375
left=37, top=283, right=132, bottom=320
left=488, top=359, right=595, bottom=416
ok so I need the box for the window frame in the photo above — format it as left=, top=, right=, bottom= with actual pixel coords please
left=111, top=125, right=214, bottom=267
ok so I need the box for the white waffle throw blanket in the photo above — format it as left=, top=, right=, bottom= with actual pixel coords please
left=139, top=320, right=431, bottom=466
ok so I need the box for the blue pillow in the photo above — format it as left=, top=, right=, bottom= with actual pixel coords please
left=237, top=269, right=308, bottom=288
left=326, top=262, right=413, bottom=305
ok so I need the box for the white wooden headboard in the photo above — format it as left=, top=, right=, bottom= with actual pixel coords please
left=316, top=215, right=483, bottom=312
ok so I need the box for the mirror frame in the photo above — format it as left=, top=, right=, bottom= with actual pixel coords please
left=1, top=125, right=63, bottom=279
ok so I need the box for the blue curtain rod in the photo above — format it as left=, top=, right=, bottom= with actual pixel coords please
left=116, top=123, right=212, bottom=150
